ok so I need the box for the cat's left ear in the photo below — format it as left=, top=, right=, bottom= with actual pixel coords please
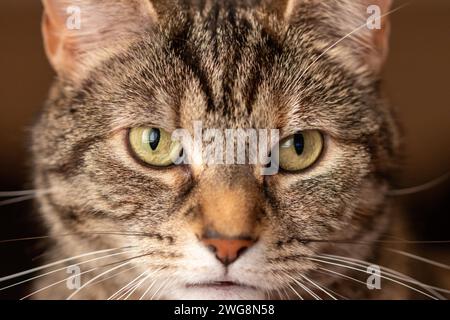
left=280, top=0, right=393, bottom=74
left=41, top=0, right=158, bottom=80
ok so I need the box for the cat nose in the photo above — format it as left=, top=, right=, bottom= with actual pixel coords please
left=201, top=231, right=255, bottom=266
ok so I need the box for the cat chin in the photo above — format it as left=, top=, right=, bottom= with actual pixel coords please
left=166, top=286, right=266, bottom=300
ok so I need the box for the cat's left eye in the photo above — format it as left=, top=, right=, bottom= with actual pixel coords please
left=277, top=130, right=324, bottom=172
left=128, top=127, right=182, bottom=167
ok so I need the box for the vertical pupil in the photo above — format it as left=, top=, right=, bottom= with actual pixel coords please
left=293, top=133, right=304, bottom=155
left=149, top=128, right=160, bottom=150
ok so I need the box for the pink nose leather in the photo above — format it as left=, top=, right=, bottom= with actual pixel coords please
left=202, top=237, right=255, bottom=266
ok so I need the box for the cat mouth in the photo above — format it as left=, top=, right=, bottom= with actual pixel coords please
left=186, top=281, right=255, bottom=290
left=182, top=280, right=264, bottom=299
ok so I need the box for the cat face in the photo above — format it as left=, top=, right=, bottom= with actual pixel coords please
left=34, top=0, right=399, bottom=299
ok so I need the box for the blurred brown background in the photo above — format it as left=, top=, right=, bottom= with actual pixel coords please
left=0, top=0, right=448, bottom=298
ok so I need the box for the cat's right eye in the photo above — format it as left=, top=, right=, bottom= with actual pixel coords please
left=128, top=127, right=182, bottom=167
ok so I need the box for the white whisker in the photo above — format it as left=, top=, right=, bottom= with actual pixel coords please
left=0, top=195, right=38, bottom=207
left=0, top=247, right=133, bottom=284
left=128, top=268, right=166, bottom=300
left=108, top=269, right=147, bottom=300
left=138, top=269, right=164, bottom=301
left=270, top=270, right=294, bottom=300
left=139, top=268, right=163, bottom=300
left=284, top=272, right=321, bottom=300
left=386, top=249, right=450, bottom=270
left=0, top=248, right=139, bottom=292
left=315, top=267, right=367, bottom=286
left=120, top=268, right=165, bottom=301
left=299, top=274, right=337, bottom=300
left=16, top=249, right=141, bottom=298
left=286, top=282, right=304, bottom=300
left=66, top=261, right=133, bottom=300
left=139, top=278, right=158, bottom=300
left=307, top=270, right=350, bottom=300
left=150, top=277, right=171, bottom=300
left=388, top=172, right=449, bottom=196
left=0, top=189, right=50, bottom=197
left=321, top=253, right=449, bottom=296
left=306, top=256, right=440, bottom=299
left=117, top=271, right=149, bottom=300
left=88, top=265, right=138, bottom=288
left=20, top=266, right=99, bottom=300
left=281, top=286, right=291, bottom=300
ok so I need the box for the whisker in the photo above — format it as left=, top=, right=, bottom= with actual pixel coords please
left=281, top=286, right=292, bottom=300
left=386, top=249, right=450, bottom=270
left=305, top=256, right=440, bottom=299
left=0, top=231, right=162, bottom=244
left=269, top=270, right=291, bottom=300
left=80, top=256, right=166, bottom=300
left=263, top=289, right=268, bottom=300
left=272, top=271, right=292, bottom=300
left=20, top=266, right=99, bottom=300
left=0, top=248, right=140, bottom=292
left=316, top=284, right=348, bottom=300
left=284, top=272, right=321, bottom=300
left=0, top=189, right=50, bottom=197
left=320, top=254, right=449, bottom=298
left=0, top=195, right=37, bottom=207
left=287, top=238, right=450, bottom=246
left=150, top=277, right=171, bottom=300
left=88, top=265, right=138, bottom=287
left=126, top=267, right=166, bottom=300
left=139, top=276, right=161, bottom=300
left=20, top=252, right=143, bottom=299
left=286, top=282, right=303, bottom=300
left=66, top=261, right=133, bottom=300
left=0, top=247, right=133, bottom=283
left=306, top=270, right=350, bottom=300
left=388, top=172, right=449, bottom=196
left=156, top=276, right=179, bottom=300
left=321, top=254, right=450, bottom=295
left=315, top=267, right=367, bottom=286
left=118, top=271, right=150, bottom=300
left=298, top=274, right=337, bottom=300
left=108, top=270, right=148, bottom=300
left=139, top=281, right=156, bottom=300
left=117, top=268, right=167, bottom=301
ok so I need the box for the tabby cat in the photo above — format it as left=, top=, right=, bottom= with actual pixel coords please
left=29, top=0, right=431, bottom=299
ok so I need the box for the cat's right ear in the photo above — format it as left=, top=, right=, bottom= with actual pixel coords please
left=41, top=0, right=158, bottom=80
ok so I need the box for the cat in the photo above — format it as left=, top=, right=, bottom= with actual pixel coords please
left=27, top=0, right=438, bottom=300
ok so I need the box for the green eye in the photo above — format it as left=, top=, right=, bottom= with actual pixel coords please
left=278, top=130, right=323, bottom=171
left=128, top=127, right=182, bottom=167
